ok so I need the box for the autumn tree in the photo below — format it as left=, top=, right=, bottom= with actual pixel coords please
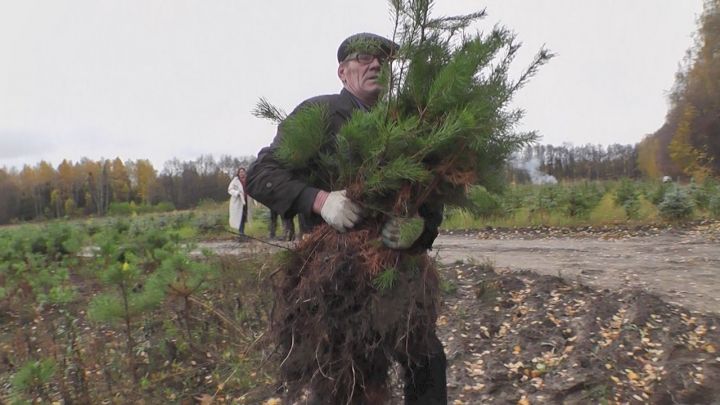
left=0, top=155, right=251, bottom=224
left=56, top=160, right=78, bottom=216
left=637, top=135, right=662, bottom=178
left=132, top=159, right=156, bottom=205
left=0, top=169, right=21, bottom=223
left=81, top=158, right=111, bottom=215
left=664, top=0, right=720, bottom=177
left=668, top=105, right=712, bottom=180
left=109, top=158, right=131, bottom=203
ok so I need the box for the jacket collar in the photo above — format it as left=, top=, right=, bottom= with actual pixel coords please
left=341, top=88, right=370, bottom=112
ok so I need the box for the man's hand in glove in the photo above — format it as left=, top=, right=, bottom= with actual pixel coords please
left=382, top=216, right=425, bottom=250
left=317, top=190, right=363, bottom=232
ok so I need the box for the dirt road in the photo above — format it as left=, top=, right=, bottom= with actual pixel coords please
left=433, top=225, right=720, bottom=314
left=200, top=223, right=719, bottom=314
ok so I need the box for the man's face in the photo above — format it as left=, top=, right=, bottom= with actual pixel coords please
left=338, top=53, right=385, bottom=106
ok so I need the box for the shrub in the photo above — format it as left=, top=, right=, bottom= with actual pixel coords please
left=108, top=202, right=134, bottom=216
left=614, top=179, right=637, bottom=206
left=112, top=218, right=131, bottom=234
left=528, top=185, right=561, bottom=219
left=622, top=198, right=640, bottom=219
left=109, top=201, right=176, bottom=216
left=658, top=186, right=694, bottom=221
left=467, top=186, right=504, bottom=218
left=648, top=181, right=672, bottom=205
left=689, top=180, right=708, bottom=209
left=153, top=201, right=176, bottom=212
left=690, top=177, right=719, bottom=210
left=11, top=358, right=56, bottom=399
left=498, top=187, right=526, bottom=216
left=196, top=198, right=222, bottom=210
left=560, top=183, right=603, bottom=218
left=194, top=213, right=226, bottom=235
left=45, top=223, right=84, bottom=257
left=63, top=198, right=77, bottom=217
left=709, top=194, right=720, bottom=218
left=614, top=179, right=642, bottom=219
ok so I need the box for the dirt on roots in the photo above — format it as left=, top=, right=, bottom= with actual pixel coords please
left=271, top=224, right=440, bottom=405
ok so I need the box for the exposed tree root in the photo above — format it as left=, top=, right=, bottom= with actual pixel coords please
left=271, top=223, right=440, bottom=404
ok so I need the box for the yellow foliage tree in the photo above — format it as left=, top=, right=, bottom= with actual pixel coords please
left=668, top=105, right=712, bottom=181
left=110, top=157, right=131, bottom=202
left=133, top=159, right=156, bottom=204
left=637, top=135, right=661, bottom=178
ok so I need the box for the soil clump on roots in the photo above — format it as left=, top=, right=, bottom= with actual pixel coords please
left=271, top=224, right=440, bottom=404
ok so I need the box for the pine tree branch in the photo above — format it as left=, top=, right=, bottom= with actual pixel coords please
left=426, top=10, right=486, bottom=31
left=252, top=98, right=287, bottom=124
left=510, top=47, right=555, bottom=94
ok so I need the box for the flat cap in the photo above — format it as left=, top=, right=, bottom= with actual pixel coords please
left=337, top=32, right=399, bottom=63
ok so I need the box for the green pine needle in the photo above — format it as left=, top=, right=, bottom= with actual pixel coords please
left=252, top=97, right=287, bottom=124
left=373, top=267, right=399, bottom=291
left=275, top=104, right=330, bottom=169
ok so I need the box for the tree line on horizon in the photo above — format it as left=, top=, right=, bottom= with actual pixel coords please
left=0, top=142, right=659, bottom=226
left=0, top=155, right=254, bottom=225
left=515, top=143, right=639, bottom=181
left=0, top=134, right=716, bottom=225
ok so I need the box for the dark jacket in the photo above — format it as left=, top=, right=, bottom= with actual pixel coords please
left=247, top=88, right=443, bottom=251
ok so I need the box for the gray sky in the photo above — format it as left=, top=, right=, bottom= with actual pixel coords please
left=0, top=0, right=704, bottom=171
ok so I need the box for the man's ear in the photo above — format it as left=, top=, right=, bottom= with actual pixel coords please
left=337, top=63, right=346, bottom=83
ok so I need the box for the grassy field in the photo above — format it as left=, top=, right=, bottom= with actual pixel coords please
left=443, top=179, right=719, bottom=230
left=0, top=209, right=281, bottom=403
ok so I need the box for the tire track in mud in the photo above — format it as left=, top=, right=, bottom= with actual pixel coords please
left=432, top=230, right=720, bottom=314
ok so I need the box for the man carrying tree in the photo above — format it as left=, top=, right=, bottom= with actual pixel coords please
left=247, top=32, right=447, bottom=404
left=247, top=1, right=549, bottom=400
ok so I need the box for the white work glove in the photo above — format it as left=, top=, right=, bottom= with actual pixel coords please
left=381, top=216, right=425, bottom=250
left=320, top=190, right=363, bottom=232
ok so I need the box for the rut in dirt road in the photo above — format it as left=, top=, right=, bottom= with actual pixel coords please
left=432, top=223, right=720, bottom=314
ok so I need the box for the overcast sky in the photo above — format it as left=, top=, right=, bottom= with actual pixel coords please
left=0, top=0, right=704, bottom=171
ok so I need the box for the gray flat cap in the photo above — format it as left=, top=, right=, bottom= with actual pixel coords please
left=337, top=33, right=399, bottom=62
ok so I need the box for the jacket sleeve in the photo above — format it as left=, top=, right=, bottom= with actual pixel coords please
left=247, top=92, right=355, bottom=218
left=246, top=108, right=321, bottom=217
left=408, top=199, right=444, bottom=253
left=228, top=178, right=240, bottom=197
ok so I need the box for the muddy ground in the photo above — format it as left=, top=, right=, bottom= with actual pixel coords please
left=434, top=221, right=720, bottom=314
left=433, top=262, right=720, bottom=404
left=198, top=221, right=720, bottom=404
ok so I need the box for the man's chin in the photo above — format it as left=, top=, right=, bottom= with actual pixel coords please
left=364, top=85, right=383, bottom=95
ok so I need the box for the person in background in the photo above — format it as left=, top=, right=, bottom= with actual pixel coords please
left=228, top=167, right=248, bottom=240
left=269, top=210, right=296, bottom=241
